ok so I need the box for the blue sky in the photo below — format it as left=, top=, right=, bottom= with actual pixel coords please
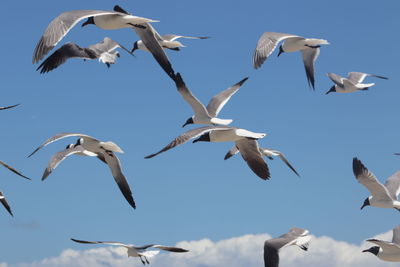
left=1, top=0, right=400, bottom=265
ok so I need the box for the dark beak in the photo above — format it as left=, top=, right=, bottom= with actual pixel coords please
left=182, top=121, right=189, bottom=128
left=360, top=203, right=367, bottom=210
left=325, top=86, right=335, bottom=95
left=81, top=21, right=90, bottom=27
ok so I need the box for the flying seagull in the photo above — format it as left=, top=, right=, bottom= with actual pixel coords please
left=264, top=227, right=311, bottom=267
left=363, top=225, right=400, bottom=262
left=32, top=7, right=157, bottom=63
left=326, top=72, right=388, bottom=94
left=173, top=73, right=248, bottom=127
left=37, top=37, right=133, bottom=73
left=114, top=5, right=176, bottom=80
left=253, top=32, right=329, bottom=89
left=145, top=126, right=270, bottom=179
left=352, top=157, right=400, bottom=211
left=28, top=133, right=136, bottom=209
left=0, top=104, right=20, bottom=110
left=132, top=34, right=210, bottom=52
left=71, top=238, right=189, bottom=265
left=0, top=160, right=31, bottom=216
left=224, top=145, right=300, bottom=177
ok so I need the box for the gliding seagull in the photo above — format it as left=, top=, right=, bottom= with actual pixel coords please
left=224, top=145, right=300, bottom=177
left=32, top=7, right=157, bottom=63
left=352, top=157, right=400, bottom=211
left=0, top=160, right=31, bottom=216
left=71, top=238, right=189, bottom=265
left=114, top=5, right=176, bottom=80
left=253, top=32, right=329, bottom=89
left=37, top=37, right=133, bottom=73
left=264, top=227, right=311, bottom=267
left=133, top=34, right=210, bottom=52
left=145, top=126, right=270, bottom=179
left=326, top=72, right=388, bottom=94
left=363, top=225, right=400, bottom=262
left=173, top=73, right=248, bottom=127
left=28, top=133, right=136, bottom=209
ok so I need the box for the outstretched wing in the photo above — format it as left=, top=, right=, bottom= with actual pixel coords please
left=0, top=192, right=13, bottom=216
left=235, top=139, right=270, bottom=180
left=301, top=47, right=320, bottom=90
left=0, top=160, right=30, bottom=180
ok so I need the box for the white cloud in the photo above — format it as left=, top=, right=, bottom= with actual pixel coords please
left=9, top=232, right=399, bottom=267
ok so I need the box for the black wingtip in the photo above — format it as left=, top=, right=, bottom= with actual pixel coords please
left=113, top=5, right=130, bottom=14
left=352, top=157, right=365, bottom=177
left=173, top=72, right=185, bottom=88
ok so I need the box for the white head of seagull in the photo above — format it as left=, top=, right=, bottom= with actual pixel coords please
left=145, top=126, right=270, bottom=179
left=352, top=157, right=400, bottom=211
left=71, top=238, right=189, bottom=265
left=173, top=73, right=248, bottom=127
left=264, top=227, right=311, bottom=267
left=363, top=225, right=400, bottom=262
left=28, top=133, right=136, bottom=209
left=253, top=32, right=329, bottom=90
left=326, top=72, right=388, bottom=94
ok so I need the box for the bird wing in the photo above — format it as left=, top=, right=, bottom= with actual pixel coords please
left=263, top=149, right=300, bottom=177
left=253, top=32, right=300, bottom=69
left=392, top=226, right=400, bottom=245
left=301, top=47, right=320, bottom=90
left=235, top=139, right=270, bottom=180
left=327, top=72, right=344, bottom=87
left=36, top=43, right=97, bottom=73
left=0, top=192, right=13, bottom=216
left=352, top=158, right=393, bottom=200
left=281, top=228, right=310, bottom=250
left=71, top=238, right=130, bottom=247
left=206, top=77, right=248, bottom=117
left=174, top=73, right=210, bottom=118
left=102, top=151, right=136, bottom=209
left=33, top=10, right=121, bottom=63
left=41, top=145, right=87, bottom=181
left=0, top=160, right=30, bottom=180
left=348, top=72, right=388, bottom=84
left=384, top=171, right=400, bottom=200
left=28, top=133, right=98, bottom=158
left=0, top=104, right=20, bottom=110
left=224, top=145, right=239, bottom=160
left=263, top=240, right=280, bottom=267
left=134, top=244, right=189, bottom=253
left=145, top=126, right=228, bottom=159
left=132, top=23, right=175, bottom=79
left=367, top=239, right=400, bottom=253
left=161, top=34, right=210, bottom=41
left=89, top=37, right=133, bottom=56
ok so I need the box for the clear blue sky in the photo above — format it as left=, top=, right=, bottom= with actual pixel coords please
left=1, top=0, right=400, bottom=265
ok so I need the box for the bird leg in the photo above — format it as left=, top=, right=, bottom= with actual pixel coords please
left=145, top=256, right=150, bottom=264
left=139, top=256, right=146, bottom=265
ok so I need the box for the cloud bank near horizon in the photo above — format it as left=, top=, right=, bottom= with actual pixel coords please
left=3, top=231, right=398, bottom=267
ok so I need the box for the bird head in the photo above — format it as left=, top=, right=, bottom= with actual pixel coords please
left=131, top=41, right=139, bottom=53
left=360, top=197, right=370, bottom=210
left=325, top=85, right=336, bottom=94
left=362, top=246, right=380, bottom=256
left=182, top=117, right=194, bottom=127
left=193, top=132, right=210, bottom=143
left=277, top=45, right=284, bottom=57
left=81, top=17, right=95, bottom=27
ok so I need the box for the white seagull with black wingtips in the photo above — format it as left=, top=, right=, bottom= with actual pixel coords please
left=173, top=73, right=248, bottom=127
left=133, top=34, right=210, bottom=52
left=37, top=37, right=133, bottom=73
left=363, top=225, right=400, bottom=262
left=264, top=227, right=311, bottom=267
left=352, top=157, right=400, bottom=211
left=32, top=6, right=157, bottom=64
left=326, top=72, right=388, bottom=94
left=253, top=32, right=329, bottom=89
left=28, top=133, right=136, bottom=209
left=71, top=238, right=189, bottom=265
left=145, top=126, right=269, bottom=179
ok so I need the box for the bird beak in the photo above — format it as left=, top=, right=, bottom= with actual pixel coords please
left=182, top=122, right=189, bottom=127
left=360, top=203, right=367, bottom=210
left=325, top=86, right=335, bottom=94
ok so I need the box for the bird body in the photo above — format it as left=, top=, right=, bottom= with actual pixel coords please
left=363, top=226, right=400, bottom=262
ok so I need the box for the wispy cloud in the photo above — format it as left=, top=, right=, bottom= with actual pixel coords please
left=8, top=231, right=399, bottom=267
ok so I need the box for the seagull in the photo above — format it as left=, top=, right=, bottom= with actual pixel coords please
left=132, top=34, right=210, bottom=52
left=363, top=225, right=400, bottom=262
left=253, top=32, right=329, bottom=89
left=114, top=5, right=176, bottom=80
left=173, top=73, right=248, bottom=127
left=326, top=72, right=388, bottom=94
left=264, top=227, right=311, bottom=267
left=0, top=104, right=20, bottom=110
left=224, top=145, right=300, bottom=177
left=28, top=133, right=136, bottom=209
left=71, top=238, right=189, bottom=265
left=32, top=7, right=158, bottom=63
left=145, top=126, right=270, bottom=179
left=352, top=157, right=400, bottom=211
left=36, top=37, right=133, bottom=73
left=0, top=160, right=31, bottom=216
